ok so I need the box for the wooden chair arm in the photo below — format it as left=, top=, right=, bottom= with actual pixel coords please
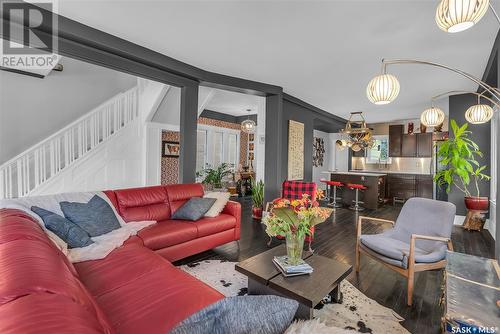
left=356, top=216, right=396, bottom=239
left=404, top=234, right=453, bottom=264
left=411, top=234, right=453, bottom=251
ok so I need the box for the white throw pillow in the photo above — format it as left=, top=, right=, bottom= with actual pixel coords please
left=204, top=192, right=231, bottom=217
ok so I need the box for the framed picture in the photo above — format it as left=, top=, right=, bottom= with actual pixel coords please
left=248, top=143, right=254, bottom=151
left=162, top=141, right=180, bottom=157
left=249, top=133, right=254, bottom=141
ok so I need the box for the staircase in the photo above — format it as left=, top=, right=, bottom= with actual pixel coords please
left=0, top=86, right=139, bottom=199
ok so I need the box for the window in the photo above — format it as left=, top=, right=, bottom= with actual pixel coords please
left=366, top=135, right=391, bottom=164
left=196, top=130, right=207, bottom=173
left=196, top=125, right=239, bottom=171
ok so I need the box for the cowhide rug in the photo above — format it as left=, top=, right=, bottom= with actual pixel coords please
left=180, top=260, right=410, bottom=334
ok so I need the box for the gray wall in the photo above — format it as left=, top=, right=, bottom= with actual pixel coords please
left=0, top=57, right=136, bottom=164
left=281, top=99, right=315, bottom=182
left=448, top=93, right=491, bottom=216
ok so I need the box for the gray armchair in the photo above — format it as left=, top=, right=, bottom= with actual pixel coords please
left=355, top=197, right=456, bottom=306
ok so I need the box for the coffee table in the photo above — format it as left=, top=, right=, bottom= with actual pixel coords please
left=235, top=245, right=352, bottom=319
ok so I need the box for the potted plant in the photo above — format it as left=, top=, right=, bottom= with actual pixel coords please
left=262, top=193, right=332, bottom=264
left=198, top=163, right=232, bottom=191
left=434, top=120, right=490, bottom=229
left=251, top=178, right=264, bottom=219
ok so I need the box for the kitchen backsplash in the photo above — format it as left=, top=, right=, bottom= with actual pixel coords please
left=351, top=157, right=432, bottom=175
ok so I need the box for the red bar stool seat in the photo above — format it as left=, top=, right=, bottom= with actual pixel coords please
left=347, top=183, right=367, bottom=211
left=321, top=179, right=344, bottom=208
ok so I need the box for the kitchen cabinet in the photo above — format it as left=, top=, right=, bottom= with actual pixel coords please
left=416, top=175, right=433, bottom=199
left=416, top=133, right=432, bottom=157
left=401, top=134, right=417, bottom=157
left=388, top=125, right=403, bottom=157
left=387, top=173, right=433, bottom=202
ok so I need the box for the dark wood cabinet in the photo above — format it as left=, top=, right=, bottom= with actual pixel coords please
left=389, top=125, right=403, bottom=157
left=416, top=175, right=433, bottom=199
left=416, top=133, right=432, bottom=157
left=387, top=173, right=434, bottom=202
left=401, top=134, right=417, bottom=157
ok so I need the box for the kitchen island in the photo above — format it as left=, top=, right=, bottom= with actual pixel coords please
left=323, top=171, right=386, bottom=210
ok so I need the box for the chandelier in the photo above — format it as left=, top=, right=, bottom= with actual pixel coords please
left=435, top=0, right=491, bottom=33
left=241, top=109, right=256, bottom=133
left=338, top=112, right=374, bottom=152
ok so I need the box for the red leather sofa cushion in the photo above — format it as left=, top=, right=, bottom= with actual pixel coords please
left=76, top=243, right=223, bottom=334
left=191, top=214, right=236, bottom=237
left=0, top=210, right=114, bottom=333
left=0, top=293, right=114, bottom=334
left=166, top=183, right=204, bottom=213
left=138, top=220, right=198, bottom=250
left=114, top=185, right=171, bottom=222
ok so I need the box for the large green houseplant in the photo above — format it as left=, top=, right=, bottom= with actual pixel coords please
left=434, top=120, right=490, bottom=215
left=197, top=163, right=232, bottom=190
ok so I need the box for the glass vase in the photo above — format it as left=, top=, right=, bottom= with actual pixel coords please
left=286, top=234, right=305, bottom=265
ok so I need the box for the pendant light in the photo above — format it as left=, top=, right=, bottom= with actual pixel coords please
left=435, top=0, right=490, bottom=33
left=421, top=106, right=446, bottom=127
left=241, top=109, right=256, bottom=133
left=465, top=94, right=494, bottom=124
left=366, top=74, right=400, bottom=105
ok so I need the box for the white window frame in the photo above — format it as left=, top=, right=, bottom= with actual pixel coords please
left=197, top=124, right=240, bottom=169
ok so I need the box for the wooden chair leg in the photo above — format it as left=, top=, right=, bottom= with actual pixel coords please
left=407, top=266, right=415, bottom=306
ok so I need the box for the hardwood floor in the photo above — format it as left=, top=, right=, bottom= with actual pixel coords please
left=174, top=197, right=496, bottom=334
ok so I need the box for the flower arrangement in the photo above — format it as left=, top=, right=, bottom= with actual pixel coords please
left=263, top=190, right=332, bottom=263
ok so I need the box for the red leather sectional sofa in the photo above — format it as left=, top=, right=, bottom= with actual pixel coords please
left=0, top=183, right=241, bottom=334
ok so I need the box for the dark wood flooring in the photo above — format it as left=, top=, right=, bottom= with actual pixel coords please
left=174, top=197, right=496, bottom=334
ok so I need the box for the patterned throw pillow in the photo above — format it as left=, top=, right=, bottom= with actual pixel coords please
left=60, top=195, right=121, bottom=237
left=203, top=192, right=231, bottom=217
left=172, top=197, right=217, bottom=221
left=31, top=206, right=94, bottom=249
left=171, top=295, right=299, bottom=334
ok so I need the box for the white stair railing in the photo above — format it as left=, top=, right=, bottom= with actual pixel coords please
left=0, top=86, right=139, bottom=199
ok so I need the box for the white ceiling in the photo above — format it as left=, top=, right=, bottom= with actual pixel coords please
left=203, top=88, right=262, bottom=116
left=56, top=0, right=499, bottom=123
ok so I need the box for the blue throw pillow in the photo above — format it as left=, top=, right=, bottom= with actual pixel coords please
left=60, top=195, right=121, bottom=237
left=172, top=197, right=217, bottom=221
left=31, top=206, right=94, bottom=249
left=171, top=295, right=298, bottom=334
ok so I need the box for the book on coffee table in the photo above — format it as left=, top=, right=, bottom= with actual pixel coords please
left=273, top=256, right=313, bottom=277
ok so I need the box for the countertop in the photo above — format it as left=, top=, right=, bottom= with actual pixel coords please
left=323, top=171, right=387, bottom=177
left=349, top=170, right=432, bottom=176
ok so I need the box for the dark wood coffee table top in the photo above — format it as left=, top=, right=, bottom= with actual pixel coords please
left=235, top=245, right=313, bottom=285
left=235, top=245, right=352, bottom=308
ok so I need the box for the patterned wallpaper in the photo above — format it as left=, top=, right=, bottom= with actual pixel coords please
left=161, top=131, right=180, bottom=185
left=161, top=117, right=249, bottom=184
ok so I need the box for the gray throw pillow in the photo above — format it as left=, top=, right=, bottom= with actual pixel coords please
left=172, top=197, right=217, bottom=221
left=171, top=295, right=298, bottom=334
left=60, top=195, right=121, bottom=237
left=31, top=206, right=94, bottom=249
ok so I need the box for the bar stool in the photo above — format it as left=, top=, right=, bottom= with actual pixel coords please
left=347, top=183, right=367, bottom=211
left=321, top=179, right=344, bottom=208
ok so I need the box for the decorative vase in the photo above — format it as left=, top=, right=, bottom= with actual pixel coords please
left=464, top=196, right=489, bottom=211
left=285, top=234, right=305, bottom=265
left=407, top=122, right=414, bottom=135
left=420, top=123, right=427, bottom=133
left=252, top=206, right=263, bottom=220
